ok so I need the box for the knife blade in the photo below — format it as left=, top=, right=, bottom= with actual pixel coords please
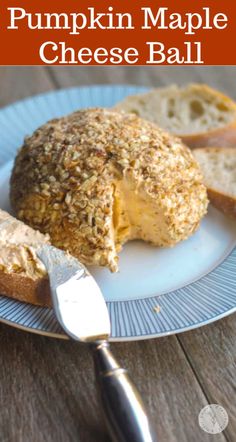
left=36, top=244, right=110, bottom=342
left=36, top=244, right=156, bottom=442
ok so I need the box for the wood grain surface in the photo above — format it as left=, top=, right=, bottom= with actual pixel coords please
left=0, top=66, right=236, bottom=442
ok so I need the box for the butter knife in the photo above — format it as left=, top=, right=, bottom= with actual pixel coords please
left=37, top=245, right=156, bottom=442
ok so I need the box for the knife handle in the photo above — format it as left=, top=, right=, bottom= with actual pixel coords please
left=91, top=341, right=157, bottom=442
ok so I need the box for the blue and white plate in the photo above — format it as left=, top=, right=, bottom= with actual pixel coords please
left=0, top=85, right=236, bottom=341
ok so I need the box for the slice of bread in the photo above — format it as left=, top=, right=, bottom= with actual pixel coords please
left=0, top=209, right=51, bottom=306
left=193, top=148, right=236, bottom=218
left=114, top=84, right=236, bottom=149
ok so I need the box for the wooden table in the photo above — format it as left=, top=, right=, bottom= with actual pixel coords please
left=0, top=66, right=236, bottom=442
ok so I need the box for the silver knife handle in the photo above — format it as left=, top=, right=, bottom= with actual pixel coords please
left=91, top=341, right=157, bottom=442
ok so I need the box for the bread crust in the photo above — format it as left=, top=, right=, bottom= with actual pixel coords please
left=207, top=188, right=236, bottom=218
left=182, top=121, right=236, bottom=149
left=182, top=84, right=236, bottom=148
left=0, top=271, right=51, bottom=306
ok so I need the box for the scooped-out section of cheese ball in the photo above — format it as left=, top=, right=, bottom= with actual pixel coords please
left=10, top=108, right=208, bottom=272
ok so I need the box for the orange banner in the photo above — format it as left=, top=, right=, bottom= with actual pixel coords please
left=0, top=0, right=235, bottom=65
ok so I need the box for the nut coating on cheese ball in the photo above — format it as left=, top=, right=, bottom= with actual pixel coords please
left=10, top=108, right=208, bottom=271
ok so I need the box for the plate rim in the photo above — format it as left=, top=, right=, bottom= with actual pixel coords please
left=0, top=298, right=235, bottom=342
left=0, top=83, right=236, bottom=341
left=0, top=83, right=149, bottom=117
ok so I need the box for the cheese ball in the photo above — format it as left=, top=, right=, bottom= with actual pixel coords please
left=10, top=108, right=208, bottom=271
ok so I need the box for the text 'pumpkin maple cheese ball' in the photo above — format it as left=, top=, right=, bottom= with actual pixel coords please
left=10, top=108, right=208, bottom=272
